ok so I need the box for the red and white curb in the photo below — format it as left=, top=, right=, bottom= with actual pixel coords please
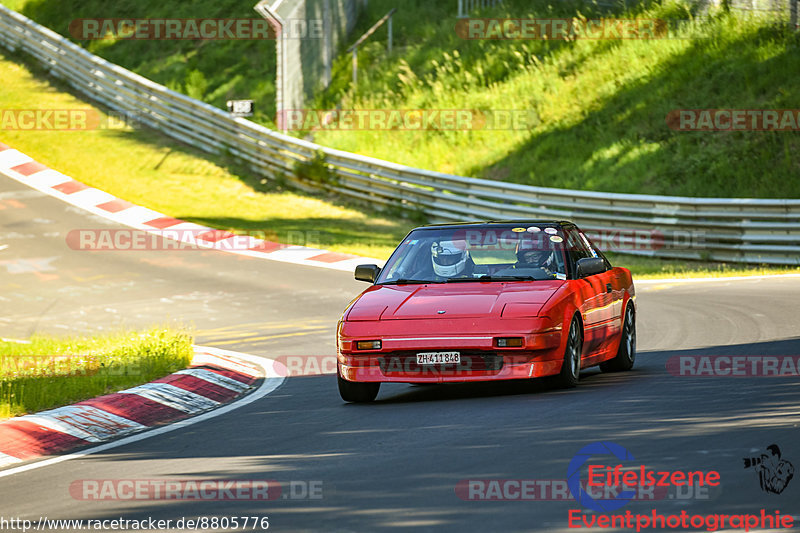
left=0, top=141, right=383, bottom=272
left=6, top=141, right=794, bottom=284
left=0, top=346, right=283, bottom=471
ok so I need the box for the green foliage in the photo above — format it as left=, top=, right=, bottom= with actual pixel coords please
left=0, top=49, right=411, bottom=260
left=382, top=202, right=429, bottom=226
left=11, top=0, right=279, bottom=122
left=310, top=0, right=800, bottom=198
left=0, top=327, right=194, bottom=418
left=4, top=0, right=800, bottom=273
left=294, top=150, right=339, bottom=186
left=10, top=0, right=800, bottom=198
left=184, top=69, right=209, bottom=100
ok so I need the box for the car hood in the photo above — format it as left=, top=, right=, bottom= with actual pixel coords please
left=346, top=281, right=564, bottom=321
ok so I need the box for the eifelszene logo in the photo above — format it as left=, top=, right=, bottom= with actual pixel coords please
left=568, top=441, right=637, bottom=512
left=567, top=441, right=721, bottom=512
left=743, top=444, right=794, bottom=495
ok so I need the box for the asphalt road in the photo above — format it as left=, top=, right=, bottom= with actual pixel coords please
left=1, top=173, right=799, bottom=533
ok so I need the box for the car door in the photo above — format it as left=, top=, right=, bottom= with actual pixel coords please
left=565, top=226, right=614, bottom=356
left=580, top=229, right=625, bottom=340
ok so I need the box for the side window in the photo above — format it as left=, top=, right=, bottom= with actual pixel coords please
left=579, top=231, right=613, bottom=269
left=564, top=227, right=593, bottom=278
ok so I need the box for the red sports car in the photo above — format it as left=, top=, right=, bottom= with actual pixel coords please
left=337, top=221, right=636, bottom=402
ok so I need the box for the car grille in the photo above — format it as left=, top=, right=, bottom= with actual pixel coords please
left=378, top=351, right=504, bottom=374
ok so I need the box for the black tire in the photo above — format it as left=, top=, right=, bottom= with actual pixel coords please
left=600, top=303, right=636, bottom=373
left=555, top=316, right=582, bottom=388
left=338, top=372, right=380, bottom=403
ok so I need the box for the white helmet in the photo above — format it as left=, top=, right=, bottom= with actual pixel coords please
left=431, top=240, right=468, bottom=277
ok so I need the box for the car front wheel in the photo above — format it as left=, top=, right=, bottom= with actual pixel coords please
left=338, top=370, right=380, bottom=403
left=554, top=315, right=582, bottom=388
left=600, top=303, right=636, bottom=372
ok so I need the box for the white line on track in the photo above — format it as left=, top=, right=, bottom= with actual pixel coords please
left=0, top=162, right=384, bottom=272
left=0, top=452, right=22, bottom=468
left=636, top=273, right=800, bottom=284
left=0, top=346, right=285, bottom=479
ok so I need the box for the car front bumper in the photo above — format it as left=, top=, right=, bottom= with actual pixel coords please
left=338, top=317, right=564, bottom=383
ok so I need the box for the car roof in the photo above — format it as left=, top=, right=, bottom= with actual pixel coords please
left=412, top=220, right=575, bottom=231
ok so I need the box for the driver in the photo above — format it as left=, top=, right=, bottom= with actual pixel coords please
left=431, top=240, right=473, bottom=278
left=515, top=236, right=555, bottom=272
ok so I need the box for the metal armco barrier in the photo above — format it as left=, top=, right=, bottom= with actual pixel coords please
left=1, top=4, right=798, bottom=265
left=458, top=0, right=505, bottom=18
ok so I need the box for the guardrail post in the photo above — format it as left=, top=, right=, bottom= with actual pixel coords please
left=388, top=12, right=393, bottom=52
left=347, top=8, right=397, bottom=87
left=352, top=47, right=358, bottom=85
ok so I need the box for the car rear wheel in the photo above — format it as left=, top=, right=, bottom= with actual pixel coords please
left=338, top=371, right=380, bottom=403
left=555, top=316, right=582, bottom=388
left=600, top=303, right=636, bottom=372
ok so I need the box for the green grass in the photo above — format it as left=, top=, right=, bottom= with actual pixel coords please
left=7, top=0, right=800, bottom=198
left=309, top=0, right=800, bottom=198
left=605, top=253, right=800, bottom=279
left=0, top=327, right=193, bottom=418
left=0, top=6, right=797, bottom=277
left=3, top=0, right=280, bottom=125
left=0, top=50, right=412, bottom=259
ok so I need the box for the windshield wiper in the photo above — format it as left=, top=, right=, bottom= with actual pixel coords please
left=381, top=278, right=442, bottom=285
left=445, top=275, right=536, bottom=282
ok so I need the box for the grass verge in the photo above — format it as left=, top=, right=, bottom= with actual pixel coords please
left=7, top=0, right=800, bottom=198
left=0, top=49, right=411, bottom=259
left=3, top=0, right=280, bottom=125
left=0, top=327, right=194, bottom=419
left=314, top=0, right=800, bottom=198
left=605, top=253, right=800, bottom=279
left=0, top=49, right=797, bottom=278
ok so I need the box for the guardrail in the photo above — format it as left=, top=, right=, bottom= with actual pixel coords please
left=458, top=0, right=504, bottom=18
left=1, top=4, right=798, bottom=265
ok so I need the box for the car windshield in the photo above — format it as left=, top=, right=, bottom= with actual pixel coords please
left=377, top=224, right=568, bottom=284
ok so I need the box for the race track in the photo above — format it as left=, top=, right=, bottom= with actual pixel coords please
left=1, top=173, right=798, bottom=532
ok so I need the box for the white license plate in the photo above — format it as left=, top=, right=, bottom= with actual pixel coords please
left=416, top=351, right=461, bottom=365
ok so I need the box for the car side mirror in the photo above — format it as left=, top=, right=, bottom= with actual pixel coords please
left=355, top=264, right=381, bottom=283
left=576, top=257, right=606, bottom=278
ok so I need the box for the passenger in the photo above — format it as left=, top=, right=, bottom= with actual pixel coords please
left=515, top=236, right=555, bottom=273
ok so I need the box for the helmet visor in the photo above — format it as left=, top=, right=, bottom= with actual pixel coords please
left=433, top=252, right=464, bottom=266
left=432, top=241, right=467, bottom=266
